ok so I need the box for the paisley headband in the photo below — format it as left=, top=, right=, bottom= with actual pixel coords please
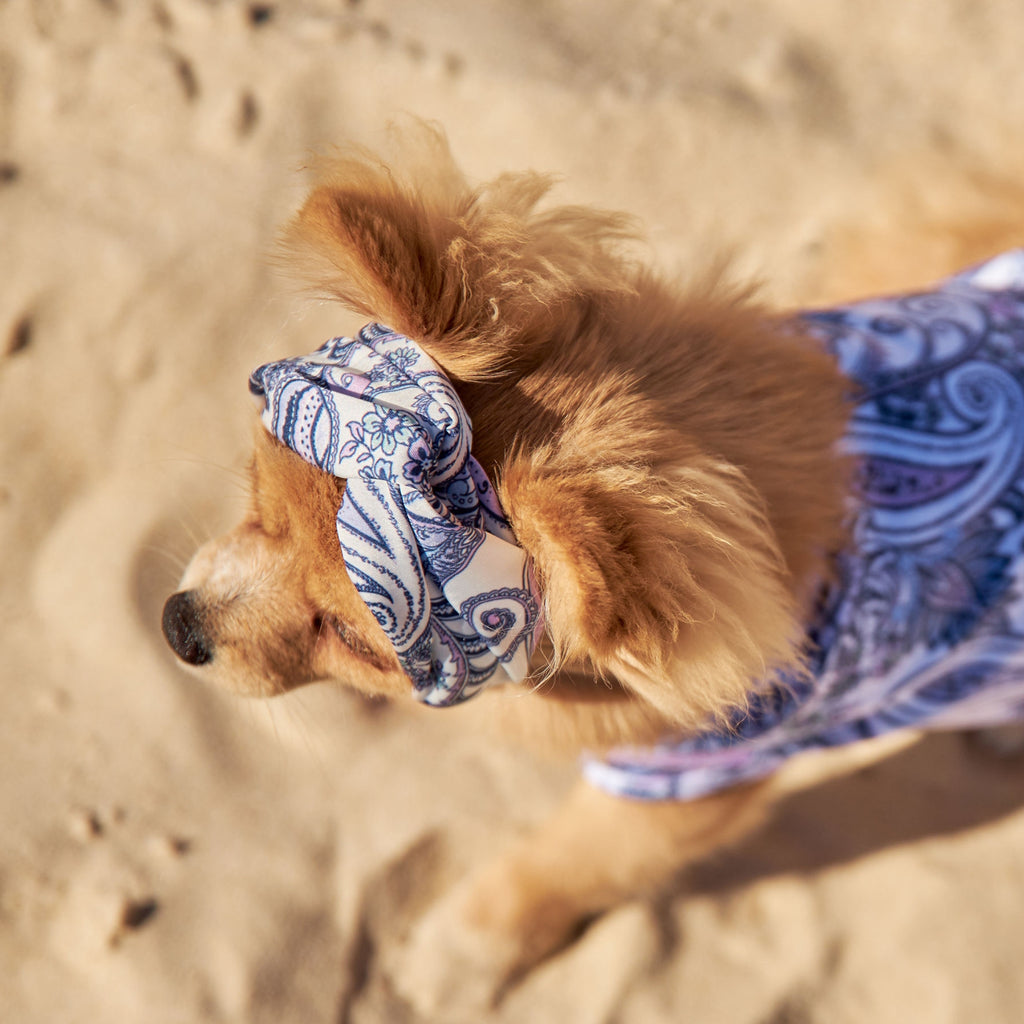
left=249, top=323, right=541, bottom=706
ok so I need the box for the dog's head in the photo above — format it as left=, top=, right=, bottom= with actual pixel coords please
left=163, top=126, right=849, bottom=744
left=163, top=426, right=409, bottom=699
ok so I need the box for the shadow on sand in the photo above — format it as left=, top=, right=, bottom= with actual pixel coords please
left=686, top=731, right=1024, bottom=895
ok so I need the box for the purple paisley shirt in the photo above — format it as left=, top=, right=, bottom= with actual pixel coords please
left=586, top=251, right=1024, bottom=800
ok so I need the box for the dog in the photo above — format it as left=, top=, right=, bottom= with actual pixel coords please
left=162, top=127, right=1024, bottom=1012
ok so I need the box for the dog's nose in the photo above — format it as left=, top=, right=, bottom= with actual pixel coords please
left=162, top=591, right=213, bottom=666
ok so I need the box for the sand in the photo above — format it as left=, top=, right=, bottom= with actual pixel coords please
left=3, top=1, right=1024, bottom=1021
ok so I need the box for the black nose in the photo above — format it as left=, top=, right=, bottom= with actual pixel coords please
left=162, top=591, right=213, bottom=666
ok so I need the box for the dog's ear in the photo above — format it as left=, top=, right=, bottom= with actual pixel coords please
left=499, top=392, right=805, bottom=731
left=281, top=123, right=636, bottom=380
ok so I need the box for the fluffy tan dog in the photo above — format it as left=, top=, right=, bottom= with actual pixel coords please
left=163, top=128, right=1024, bottom=1012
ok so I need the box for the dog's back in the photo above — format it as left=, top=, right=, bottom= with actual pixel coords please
left=588, top=251, right=1024, bottom=800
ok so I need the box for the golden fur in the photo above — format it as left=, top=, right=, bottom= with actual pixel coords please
left=177, top=126, right=851, bottom=735
left=164, top=127, right=1024, bottom=1011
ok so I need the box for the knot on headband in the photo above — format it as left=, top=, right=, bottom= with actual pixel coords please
left=249, top=323, right=541, bottom=706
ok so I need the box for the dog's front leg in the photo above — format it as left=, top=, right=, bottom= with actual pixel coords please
left=392, top=777, right=772, bottom=1017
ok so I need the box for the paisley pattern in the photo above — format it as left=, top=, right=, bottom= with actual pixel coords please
left=586, top=251, right=1024, bottom=801
left=249, top=323, right=541, bottom=706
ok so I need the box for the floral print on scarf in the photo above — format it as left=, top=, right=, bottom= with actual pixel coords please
left=249, top=324, right=541, bottom=707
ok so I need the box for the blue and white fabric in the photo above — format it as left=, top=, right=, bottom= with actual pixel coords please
left=249, top=323, right=541, bottom=707
left=586, top=250, right=1024, bottom=801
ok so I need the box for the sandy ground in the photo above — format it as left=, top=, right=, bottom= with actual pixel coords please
left=3, top=1, right=1024, bottom=1021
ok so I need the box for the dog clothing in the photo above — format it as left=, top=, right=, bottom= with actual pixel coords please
left=586, top=250, right=1024, bottom=800
left=249, top=324, right=541, bottom=707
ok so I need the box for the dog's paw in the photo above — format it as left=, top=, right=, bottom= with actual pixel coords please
left=390, top=888, right=520, bottom=1019
left=389, top=860, right=582, bottom=1020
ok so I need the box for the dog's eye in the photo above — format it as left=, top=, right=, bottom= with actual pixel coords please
left=245, top=506, right=289, bottom=540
